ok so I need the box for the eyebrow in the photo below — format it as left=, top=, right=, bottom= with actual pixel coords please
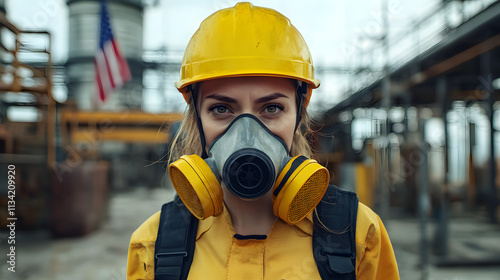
left=205, top=94, right=238, bottom=103
left=255, top=92, right=289, bottom=103
left=205, top=92, right=289, bottom=103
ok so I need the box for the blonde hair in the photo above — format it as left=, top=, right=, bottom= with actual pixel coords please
left=168, top=93, right=315, bottom=164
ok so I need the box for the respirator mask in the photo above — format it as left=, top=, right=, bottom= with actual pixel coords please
left=169, top=114, right=329, bottom=224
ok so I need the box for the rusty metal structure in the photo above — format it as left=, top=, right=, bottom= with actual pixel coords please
left=0, top=2, right=183, bottom=235
left=0, top=11, right=56, bottom=229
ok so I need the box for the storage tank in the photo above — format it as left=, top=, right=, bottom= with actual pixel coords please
left=66, top=0, right=143, bottom=110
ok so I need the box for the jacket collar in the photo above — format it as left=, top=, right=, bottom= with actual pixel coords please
left=196, top=205, right=315, bottom=239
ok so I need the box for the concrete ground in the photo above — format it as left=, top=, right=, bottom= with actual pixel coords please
left=388, top=214, right=500, bottom=280
left=1, top=187, right=500, bottom=280
left=0, top=187, right=176, bottom=280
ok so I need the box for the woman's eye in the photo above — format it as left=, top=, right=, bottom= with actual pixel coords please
left=264, top=104, right=283, bottom=114
left=210, top=105, right=229, bottom=114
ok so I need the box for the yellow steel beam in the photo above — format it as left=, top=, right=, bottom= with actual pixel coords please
left=60, top=110, right=184, bottom=125
left=70, top=128, right=169, bottom=144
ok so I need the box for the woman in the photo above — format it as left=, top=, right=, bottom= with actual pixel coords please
left=127, top=2, right=399, bottom=279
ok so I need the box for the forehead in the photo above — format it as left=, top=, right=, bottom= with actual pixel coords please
left=198, top=76, right=296, bottom=98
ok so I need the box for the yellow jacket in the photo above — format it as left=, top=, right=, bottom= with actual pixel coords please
left=127, top=202, right=399, bottom=280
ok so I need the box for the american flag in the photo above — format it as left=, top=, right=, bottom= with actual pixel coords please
left=94, top=0, right=131, bottom=102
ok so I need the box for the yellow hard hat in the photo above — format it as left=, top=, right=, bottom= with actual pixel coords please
left=176, top=2, right=320, bottom=106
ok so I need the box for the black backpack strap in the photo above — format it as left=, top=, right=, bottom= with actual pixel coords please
left=154, top=196, right=198, bottom=280
left=313, top=186, right=359, bottom=280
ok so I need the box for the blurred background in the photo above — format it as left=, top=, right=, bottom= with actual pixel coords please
left=0, top=0, right=499, bottom=279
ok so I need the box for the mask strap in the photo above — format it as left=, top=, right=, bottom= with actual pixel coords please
left=188, top=84, right=209, bottom=159
left=294, top=81, right=307, bottom=132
